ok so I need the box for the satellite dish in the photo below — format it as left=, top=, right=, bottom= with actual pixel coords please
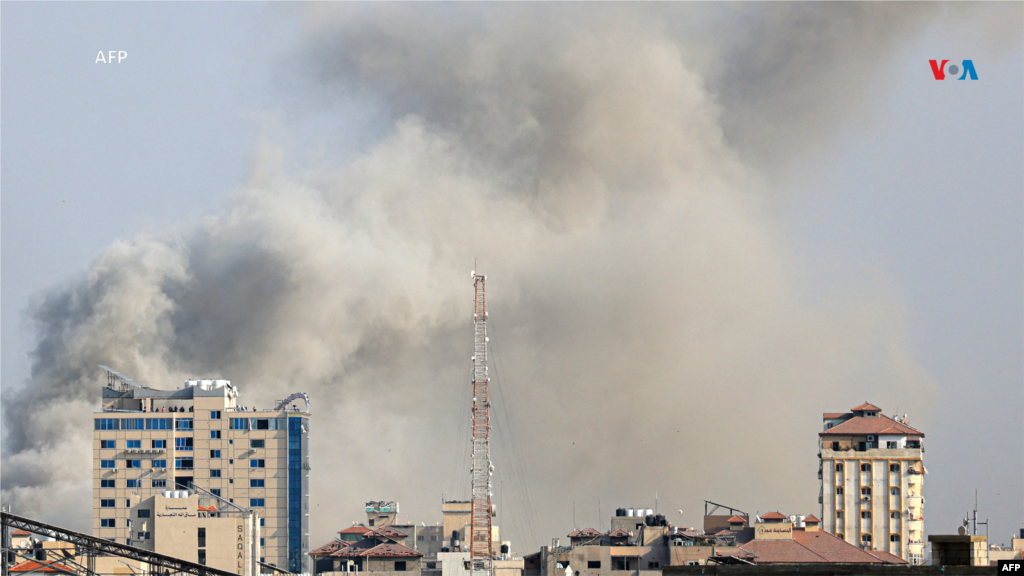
left=957, top=525, right=968, bottom=536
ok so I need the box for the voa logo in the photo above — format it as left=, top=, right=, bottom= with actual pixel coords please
left=929, top=59, right=978, bottom=80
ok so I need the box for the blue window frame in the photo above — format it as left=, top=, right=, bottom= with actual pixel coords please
left=210, top=411, right=221, bottom=419
left=100, top=499, right=115, bottom=508
left=145, top=418, right=171, bottom=430
left=175, top=437, right=193, bottom=451
left=152, top=439, right=166, bottom=449
left=101, top=479, right=116, bottom=488
left=250, top=498, right=265, bottom=507
left=211, top=489, right=221, bottom=497
left=101, top=518, right=116, bottom=527
left=126, top=479, right=138, bottom=488
left=210, top=469, right=222, bottom=478
left=152, top=479, right=166, bottom=488
left=123, top=418, right=144, bottom=430
left=210, top=430, right=222, bottom=439
left=287, top=416, right=303, bottom=573
left=100, top=440, right=116, bottom=449
left=175, top=458, right=194, bottom=470
left=250, top=460, right=265, bottom=468
left=126, top=460, right=141, bottom=468
left=95, top=418, right=119, bottom=430
left=175, top=418, right=193, bottom=430
left=230, top=418, right=248, bottom=430
left=250, top=439, right=265, bottom=449
left=210, top=450, right=221, bottom=458
left=250, top=479, right=265, bottom=488
left=152, top=459, right=167, bottom=468
left=126, top=440, right=141, bottom=448
left=101, top=460, right=116, bottom=469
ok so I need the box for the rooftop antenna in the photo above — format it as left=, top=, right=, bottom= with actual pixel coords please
left=469, top=270, right=493, bottom=576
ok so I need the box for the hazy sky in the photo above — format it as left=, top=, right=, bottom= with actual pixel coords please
left=2, top=2, right=1022, bottom=553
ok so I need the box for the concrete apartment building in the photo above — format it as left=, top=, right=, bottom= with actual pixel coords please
left=92, top=371, right=311, bottom=573
left=818, top=402, right=925, bottom=564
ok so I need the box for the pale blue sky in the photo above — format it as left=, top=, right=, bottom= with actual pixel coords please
left=3, top=2, right=1022, bottom=546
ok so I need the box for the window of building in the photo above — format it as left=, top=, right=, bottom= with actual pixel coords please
left=890, top=534, right=900, bottom=542
left=145, top=418, right=171, bottom=430
left=860, top=487, right=871, bottom=496
left=890, top=463, right=899, bottom=472
left=211, top=469, right=222, bottom=478
left=138, top=532, right=151, bottom=540
left=250, top=498, right=265, bottom=507
left=198, top=527, right=206, bottom=548
left=860, top=463, right=870, bottom=472
left=153, top=459, right=167, bottom=468
left=100, top=499, right=115, bottom=508
left=861, top=534, right=872, bottom=543
left=835, top=463, right=843, bottom=472
left=175, top=437, right=194, bottom=451
left=255, top=419, right=270, bottom=430
left=211, top=430, right=222, bottom=439
left=837, top=533, right=845, bottom=540
left=890, top=487, right=900, bottom=496
left=427, top=563, right=436, bottom=570
left=126, top=480, right=138, bottom=488
left=100, top=440, right=116, bottom=449
left=890, top=511, right=900, bottom=519
left=886, top=441, right=897, bottom=449
left=175, top=458, right=194, bottom=470
left=175, top=418, right=193, bottom=430
left=836, top=487, right=844, bottom=495
left=826, top=422, right=834, bottom=429
left=394, top=562, right=407, bottom=572
left=211, top=489, right=222, bottom=497
left=230, top=418, right=249, bottom=430
left=250, top=439, right=265, bottom=449
left=229, top=459, right=234, bottom=464
left=152, top=479, right=166, bottom=488
left=587, top=562, right=601, bottom=569
left=250, top=479, right=265, bottom=488
left=138, top=509, right=151, bottom=518
left=126, top=460, right=141, bottom=469
left=229, top=479, right=233, bottom=484
left=101, top=460, right=116, bottom=469
left=648, top=562, right=659, bottom=569
left=861, top=511, right=871, bottom=519
left=126, top=500, right=131, bottom=508
left=251, top=459, right=265, bottom=468
left=211, top=450, right=221, bottom=458
left=101, top=479, right=116, bottom=488
left=101, top=518, right=116, bottom=527
left=211, top=411, right=221, bottom=420
left=197, top=550, right=206, bottom=566
left=431, top=535, right=438, bottom=541
left=126, top=440, right=141, bottom=449
left=260, top=518, right=265, bottom=527
left=95, top=419, right=119, bottom=431
left=152, top=440, right=166, bottom=449
left=831, top=441, right=839, bottom=450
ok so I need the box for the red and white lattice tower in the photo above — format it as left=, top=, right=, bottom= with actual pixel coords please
left=470, top=273, right=493, bottom=576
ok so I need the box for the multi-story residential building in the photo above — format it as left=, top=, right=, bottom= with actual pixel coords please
left=92, top=372, right=311, bottom=573
left=818, top=402, right=925, bottom=564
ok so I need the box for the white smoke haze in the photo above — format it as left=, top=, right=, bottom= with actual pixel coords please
left=5, top=2, right=1011, bottom=548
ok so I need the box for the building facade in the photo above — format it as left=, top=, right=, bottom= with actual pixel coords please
left=92, top=373, right=311, bottom=573
left=818, top=402, right=925, bottom=564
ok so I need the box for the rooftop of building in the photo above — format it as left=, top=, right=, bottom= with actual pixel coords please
left=714, top=527, right=909, bottom=565
left=568, top=528, right=603, bottom=538
left=759, top=512, right=787, bottom=521
left=820, top=403, right=923, bottom=437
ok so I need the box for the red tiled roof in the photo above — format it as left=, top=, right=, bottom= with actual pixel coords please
left=365, top=525, right=407, bottom=540
left=568, top=528, right=602, bottom=538
left=866, top=549, right=909, bottom=564
left=606, top=529, right=630, bottom=538
left=11, top=529, right=31, bottom=536
left=727, top=515, right=747, bottom=523
left=760, top=512, right=787, bottom=521
left=803, top=515, right=821, bottom=523
left=358, top=543, right=423, bottom=558
left=198, top=505, right=219, bottom=512
left=718, top=529, right=896, bottom=564
left=339, top=526, right=371, bottom=535
left=793, top=529, right=895, bottom=563
left=310, top=540, right=348, bottom=557
left=820, top=413, right=923, bottom=437
left=822, top=413, right=846, bottom=419
left=10, top=561, right=75, bottom=573
left=852, top=402, right=882, bottom=412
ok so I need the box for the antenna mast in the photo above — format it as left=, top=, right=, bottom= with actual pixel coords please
left=470, top=272, right=493, bottom=576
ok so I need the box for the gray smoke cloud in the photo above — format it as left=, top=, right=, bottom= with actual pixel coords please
left=3, top=2, right=1006, bottom=549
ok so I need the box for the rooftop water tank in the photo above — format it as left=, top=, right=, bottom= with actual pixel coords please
left=626, top=509, right=635, bottom=517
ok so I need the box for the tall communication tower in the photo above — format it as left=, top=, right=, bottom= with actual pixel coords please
left=470, top=272, right=493, bottom=576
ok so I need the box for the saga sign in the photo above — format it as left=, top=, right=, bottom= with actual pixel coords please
left=755, top=522, right=794, bottom=540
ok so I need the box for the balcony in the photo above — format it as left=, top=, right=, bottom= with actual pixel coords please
left=126, top=448, right=166, bottom=454
left=821, top=447, right=923, bottom=459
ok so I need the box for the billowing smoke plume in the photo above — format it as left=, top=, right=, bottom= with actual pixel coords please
left=4, top=2, right=1004, bottom=547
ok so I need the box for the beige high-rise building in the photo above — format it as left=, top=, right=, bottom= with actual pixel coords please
left=818, top=402, right=925, bottom=564
left=92, top=370, right=311, bottom=573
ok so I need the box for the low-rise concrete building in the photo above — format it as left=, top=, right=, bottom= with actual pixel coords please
left=928, top=534, right=989, bottom=567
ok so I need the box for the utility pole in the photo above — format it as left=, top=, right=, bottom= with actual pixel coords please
left=470, top=272, right=493, bottom=576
